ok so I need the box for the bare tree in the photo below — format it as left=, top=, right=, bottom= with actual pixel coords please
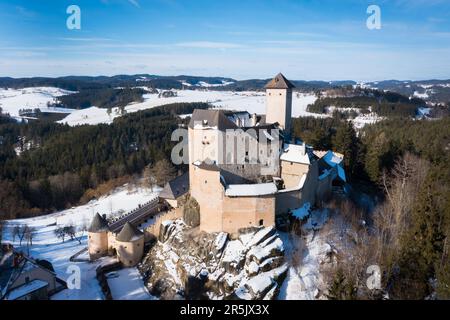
left=24, top=226, right=36, bottom=247
left=54, top=226, right=66, bottom=242
left=17, top=225, right=28, bottom=246
left=12, top=225, right=20, bottom=242
left=64, top=225, right=76, bottom=242
left=0, top=220, right=3, bottom=245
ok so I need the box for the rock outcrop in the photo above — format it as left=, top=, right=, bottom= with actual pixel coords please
left=139, top=219, right=287, bottom=300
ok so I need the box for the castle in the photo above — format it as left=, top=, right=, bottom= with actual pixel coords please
left=186, top=73, right=345, bottom=235
left=87, top=73, right=345, bottom=265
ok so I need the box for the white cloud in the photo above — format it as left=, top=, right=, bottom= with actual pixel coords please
left=175, top=41, right=244, bottom=49
left=128, top=0, right=140, bottom=8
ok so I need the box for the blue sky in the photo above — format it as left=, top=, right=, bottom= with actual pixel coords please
left=0, top=0, right=449, bottom=80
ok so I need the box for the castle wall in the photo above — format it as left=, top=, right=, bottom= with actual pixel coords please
left=276, top=161, right=321, bottom=214
left=280, top=161, right=310, bottom=189
left=88, top=231, right=109, bottom=260
left=190, top=165, right=224, bottom=233
left=222, top=195, right=275, bottom=236
left=188, top=127, right=220, bottom=165
left=115, top=237, right=144, bottom=267
left=144, top=207, right=183, bottom=239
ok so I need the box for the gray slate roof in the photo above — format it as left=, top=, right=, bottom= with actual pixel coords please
left=87, top=213, right=109, bottom=233
left=159, top=172, right=189, bottom=200
left=188, top=109, right=238, bottom=130
left=116, top=222, right=143, bottom=242
left=265, top=73, right=295, bottom=89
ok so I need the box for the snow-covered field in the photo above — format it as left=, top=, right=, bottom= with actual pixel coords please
left=1, top=184, right=159, bottom=300
left=0, top=87, right=76, bottom=120
left=106, top=267, right=154, bottom=300
left=58, top=90, right=320, bottom=126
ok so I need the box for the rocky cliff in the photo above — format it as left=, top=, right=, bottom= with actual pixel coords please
left=138, top=219, right=288, bottom=300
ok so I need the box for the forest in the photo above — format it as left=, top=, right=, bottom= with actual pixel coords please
left=0, top=102, right=209, bottom=218
left=53, top=87, right=146, bottom=110
left=292, top=115, right=450, bottom=300
left=306, top=90, right=425, bottom=117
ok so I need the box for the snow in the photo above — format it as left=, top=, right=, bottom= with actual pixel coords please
left=222, top=239, right=245, bottom=264
left=4, top=279, right=48, bottom=300
left=244, top=227, right=276, bottom=249
left=280, top=143, right=310, bottom=164
left=225, top=182, right=277, bottom=197
left=278, top=231, right=328, bottom=300
left=352, top=113, right=384, bottom=129
left=0, top=87, right=75, bottom=119
left=413, top=91, right=429, bottom=99
left=323, top=151, right=343, bottom=166
left=303, top=209, right=330, bottom=231
left=245, top=273, right=274, bottom=296
left=214, top=232, right=228, bottom=252
left=1, top=184, right=159, bottom=300
left=106, top=267, right=154, bottom=300
left=292, top=202, right=312, bottom=220
left=320, top=151, right=346, bottom=182
left=248, top=238, right=284, bottom=263
left=58, top=90, right=319, bottom=126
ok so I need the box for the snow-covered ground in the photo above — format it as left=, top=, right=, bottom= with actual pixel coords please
left=58, top=90, right=320, bottom=126
left=0, top=87, right=76, bottom=120
left=1, top=184, right=159, bottom=300
left=106, top=267, right=154, bottom=300
left=278, top=209, right=332, bottom=300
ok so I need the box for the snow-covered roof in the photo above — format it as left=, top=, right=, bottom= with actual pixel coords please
left=225, top=182, right=277, bottom=197
left=319, top=151, right=346, bottom=182
left=322, top=151, right=343, bottom=167
left=280, top=143, right=310, bottom=165
left=291, top=202, right=311, bottom=220
left=4, top=279, right=48, bottom=300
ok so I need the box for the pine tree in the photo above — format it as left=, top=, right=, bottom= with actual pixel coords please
left=327, top=268, right=357, bottom=300
left=392, top=179, right=445, bottom=299
left=333, top=121, right=358, bottom=177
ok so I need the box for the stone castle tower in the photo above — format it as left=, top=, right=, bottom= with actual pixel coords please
left=265, top=73, right=295, bottom=134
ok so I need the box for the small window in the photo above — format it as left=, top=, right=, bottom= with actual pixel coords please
left=129, top=260, right=132, bottom=264
left=205, top=180, right=207, bottom=184
left=279, top=93, right=282, bottom=96
left=259, top=219, right=264, bottom=226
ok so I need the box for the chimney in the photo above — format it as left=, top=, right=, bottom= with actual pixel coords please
left=300, top=142, right=306, bottom=156
left=251, top=113, right=257, bottom=126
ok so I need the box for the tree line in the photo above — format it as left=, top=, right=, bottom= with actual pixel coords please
left=0, top=102, right=209, bottom=219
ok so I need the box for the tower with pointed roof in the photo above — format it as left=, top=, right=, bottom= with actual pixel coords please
left=265, top=73, right=295, bottom=134
left=115, top=222, right=144, bottom=267
left=87, top=213, right=110, bottom=260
